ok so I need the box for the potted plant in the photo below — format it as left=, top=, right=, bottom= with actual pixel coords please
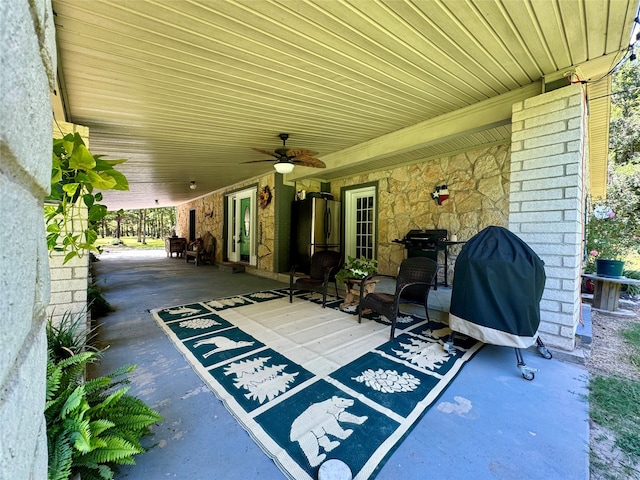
left=585, top=204, right=637, bottom=277
left=335, top=256, right=378, bottom=284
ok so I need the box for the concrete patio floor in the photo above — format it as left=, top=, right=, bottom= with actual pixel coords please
left=92, top=248, right=589, bottom=480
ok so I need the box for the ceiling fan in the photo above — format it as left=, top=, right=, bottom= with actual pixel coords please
left=244, top=133, right=326, bottom=174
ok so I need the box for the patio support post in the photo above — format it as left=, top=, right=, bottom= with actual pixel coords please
left=0, top=0, right=56, bottom=477
left=509, top=85, right=587, bottom=350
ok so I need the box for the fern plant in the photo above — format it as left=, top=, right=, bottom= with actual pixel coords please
left=46, top=350, right=163, bottom=480
left=46, top=309, right=100, bottom=362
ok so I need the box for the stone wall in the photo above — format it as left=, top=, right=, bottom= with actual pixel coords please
left=176, top=173, right=276, bottom=273
left=329, top=144, right=511, bottom=280
left=0, top=0, right=55, bottom=477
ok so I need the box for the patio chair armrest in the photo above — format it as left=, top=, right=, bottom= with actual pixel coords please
left=323, top=264, right=342, bottom=282
left=395, top=281, right=432, bottom=298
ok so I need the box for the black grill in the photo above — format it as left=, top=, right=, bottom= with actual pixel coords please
left=393, top=230, right=448, bottom=288
left=393, top=229, right=448, bottom=258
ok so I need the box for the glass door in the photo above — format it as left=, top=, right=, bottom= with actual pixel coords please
left=226, top=188, right=257, bottom=265
left=344, top=185, right=376, bottom=260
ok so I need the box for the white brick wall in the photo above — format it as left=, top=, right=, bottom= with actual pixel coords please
left=46, top=211, right=89, bottom=327
left=510, top=85, right=586, bottom=350
left=47, top=121, right=91, bottom=327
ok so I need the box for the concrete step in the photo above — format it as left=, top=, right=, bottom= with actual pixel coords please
left=217, top=262, right=245, bottom=273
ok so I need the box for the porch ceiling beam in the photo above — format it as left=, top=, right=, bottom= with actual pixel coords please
left=289, top=82, right=542, bottom=180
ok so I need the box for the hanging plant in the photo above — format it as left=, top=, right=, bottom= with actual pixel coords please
left=45, top=133, right=129, bottom=264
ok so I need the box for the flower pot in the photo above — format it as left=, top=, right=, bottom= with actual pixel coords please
left=595, top=259, right=625, bottom=278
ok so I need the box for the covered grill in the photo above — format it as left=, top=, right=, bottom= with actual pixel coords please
left=445, top=226, right=552, bottom=380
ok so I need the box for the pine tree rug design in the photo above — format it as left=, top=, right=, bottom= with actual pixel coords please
left=152, top=289, right=482, bottom=479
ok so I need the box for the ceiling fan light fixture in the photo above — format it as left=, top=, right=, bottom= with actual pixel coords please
left=190, top=181, right=197, bottom=190
left=274, top=161, right=295, bottom=174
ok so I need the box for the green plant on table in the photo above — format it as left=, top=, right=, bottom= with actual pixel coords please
left=335, top=256, right=378, bottom=284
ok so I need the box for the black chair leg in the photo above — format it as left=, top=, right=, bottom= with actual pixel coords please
left=357, top=304, right=363, bottom=323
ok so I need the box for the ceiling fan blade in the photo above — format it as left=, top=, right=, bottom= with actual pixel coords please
left=241, top=158, right=277, bottom=164
left=286, top=148, right=319, bottom=158
left=293, top=157, right=326, bottom=168
left=252, top=147, right=278, bottom=157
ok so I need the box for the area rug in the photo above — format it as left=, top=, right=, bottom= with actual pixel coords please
left=151, top=289, right=482, bottom=480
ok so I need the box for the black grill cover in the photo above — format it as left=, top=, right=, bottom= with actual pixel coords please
left=448, top=226, right=545, bottom=348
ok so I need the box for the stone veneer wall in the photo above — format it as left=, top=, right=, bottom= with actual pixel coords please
left=509, top=85, right=586, bottom=350
left=329, top=144, right=511, bottom=281
left=1, top=0, right=55, bottom=477
left=176, top=173, right=277, bottom=273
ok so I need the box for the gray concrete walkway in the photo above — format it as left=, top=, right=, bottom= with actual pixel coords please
left=92, top=249, right=589, bottom=480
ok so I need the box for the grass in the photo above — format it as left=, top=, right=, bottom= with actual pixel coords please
left=589, top=320, right=640, bottom=476
left=621, top=322, right=640, bottom=369
left=96, top=236, right=165, bottom=249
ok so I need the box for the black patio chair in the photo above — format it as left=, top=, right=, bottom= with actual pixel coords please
left=357, top=257, right=438, bottom=340
left=290, top=251, right=342, bottom=308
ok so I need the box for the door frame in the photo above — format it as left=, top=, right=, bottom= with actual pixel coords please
left=225, top=186, right=257, bottom=265
left=342, top=182, right=378, bottom=260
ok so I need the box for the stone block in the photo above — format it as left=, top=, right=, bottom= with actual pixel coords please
left=512, top=120, right=568, bottom=142
left=511, top=143, right=565, bottom=162
left=513, top=98, right=568, bottom=121
left=511, top=165, right=564, bottom=182
left=0, top=321, right=47, bottom=480
left=540, top=299, right=562, bottom=312
left=523, top=129, right=581, bottom=150
left=520, top=198, right=579, bottom=212
left=509, top=211, right=563, bottom=224
left=521, top=175, right=576, bottom=191
left=0, top=0, right=53, bottom=193
left=523, top=152, right=580, bottom=169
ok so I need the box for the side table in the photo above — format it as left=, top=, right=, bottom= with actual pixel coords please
left=340, top=278, right=378, bottom=309
left=582, top=273, right=640, bottom=314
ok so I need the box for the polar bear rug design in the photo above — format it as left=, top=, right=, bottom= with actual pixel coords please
left=289, top=395, right=368, bottom=467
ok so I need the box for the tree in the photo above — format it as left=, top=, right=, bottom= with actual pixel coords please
left=601, top=61, right=640, bottom=261
left=609, top=62, right=640, bottom=166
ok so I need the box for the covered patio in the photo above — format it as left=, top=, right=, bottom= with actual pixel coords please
left=92, top=248, right=589, bottom=479
left=3, top=1, right=638, bottom=477
left=48, top=0, right=640, bottom=351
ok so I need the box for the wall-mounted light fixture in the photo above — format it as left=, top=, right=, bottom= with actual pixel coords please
left=273, top=161, right=295, bottom=174
left=189, top=181, right=197, bottom=190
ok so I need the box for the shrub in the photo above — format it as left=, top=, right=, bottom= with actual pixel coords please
left=46, top=352, right=163, bottom=480
left=46, top=310, right=99, bottom=363
left=46, top=313, right=163, bottom=480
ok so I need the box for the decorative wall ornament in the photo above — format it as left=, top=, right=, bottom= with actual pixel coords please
left=259, top=185, right=272, bottom=208
left=431, top=184, right=449, bottom=205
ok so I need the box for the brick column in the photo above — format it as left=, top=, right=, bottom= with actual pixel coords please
left=509, top=85, right=586, bottom=350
